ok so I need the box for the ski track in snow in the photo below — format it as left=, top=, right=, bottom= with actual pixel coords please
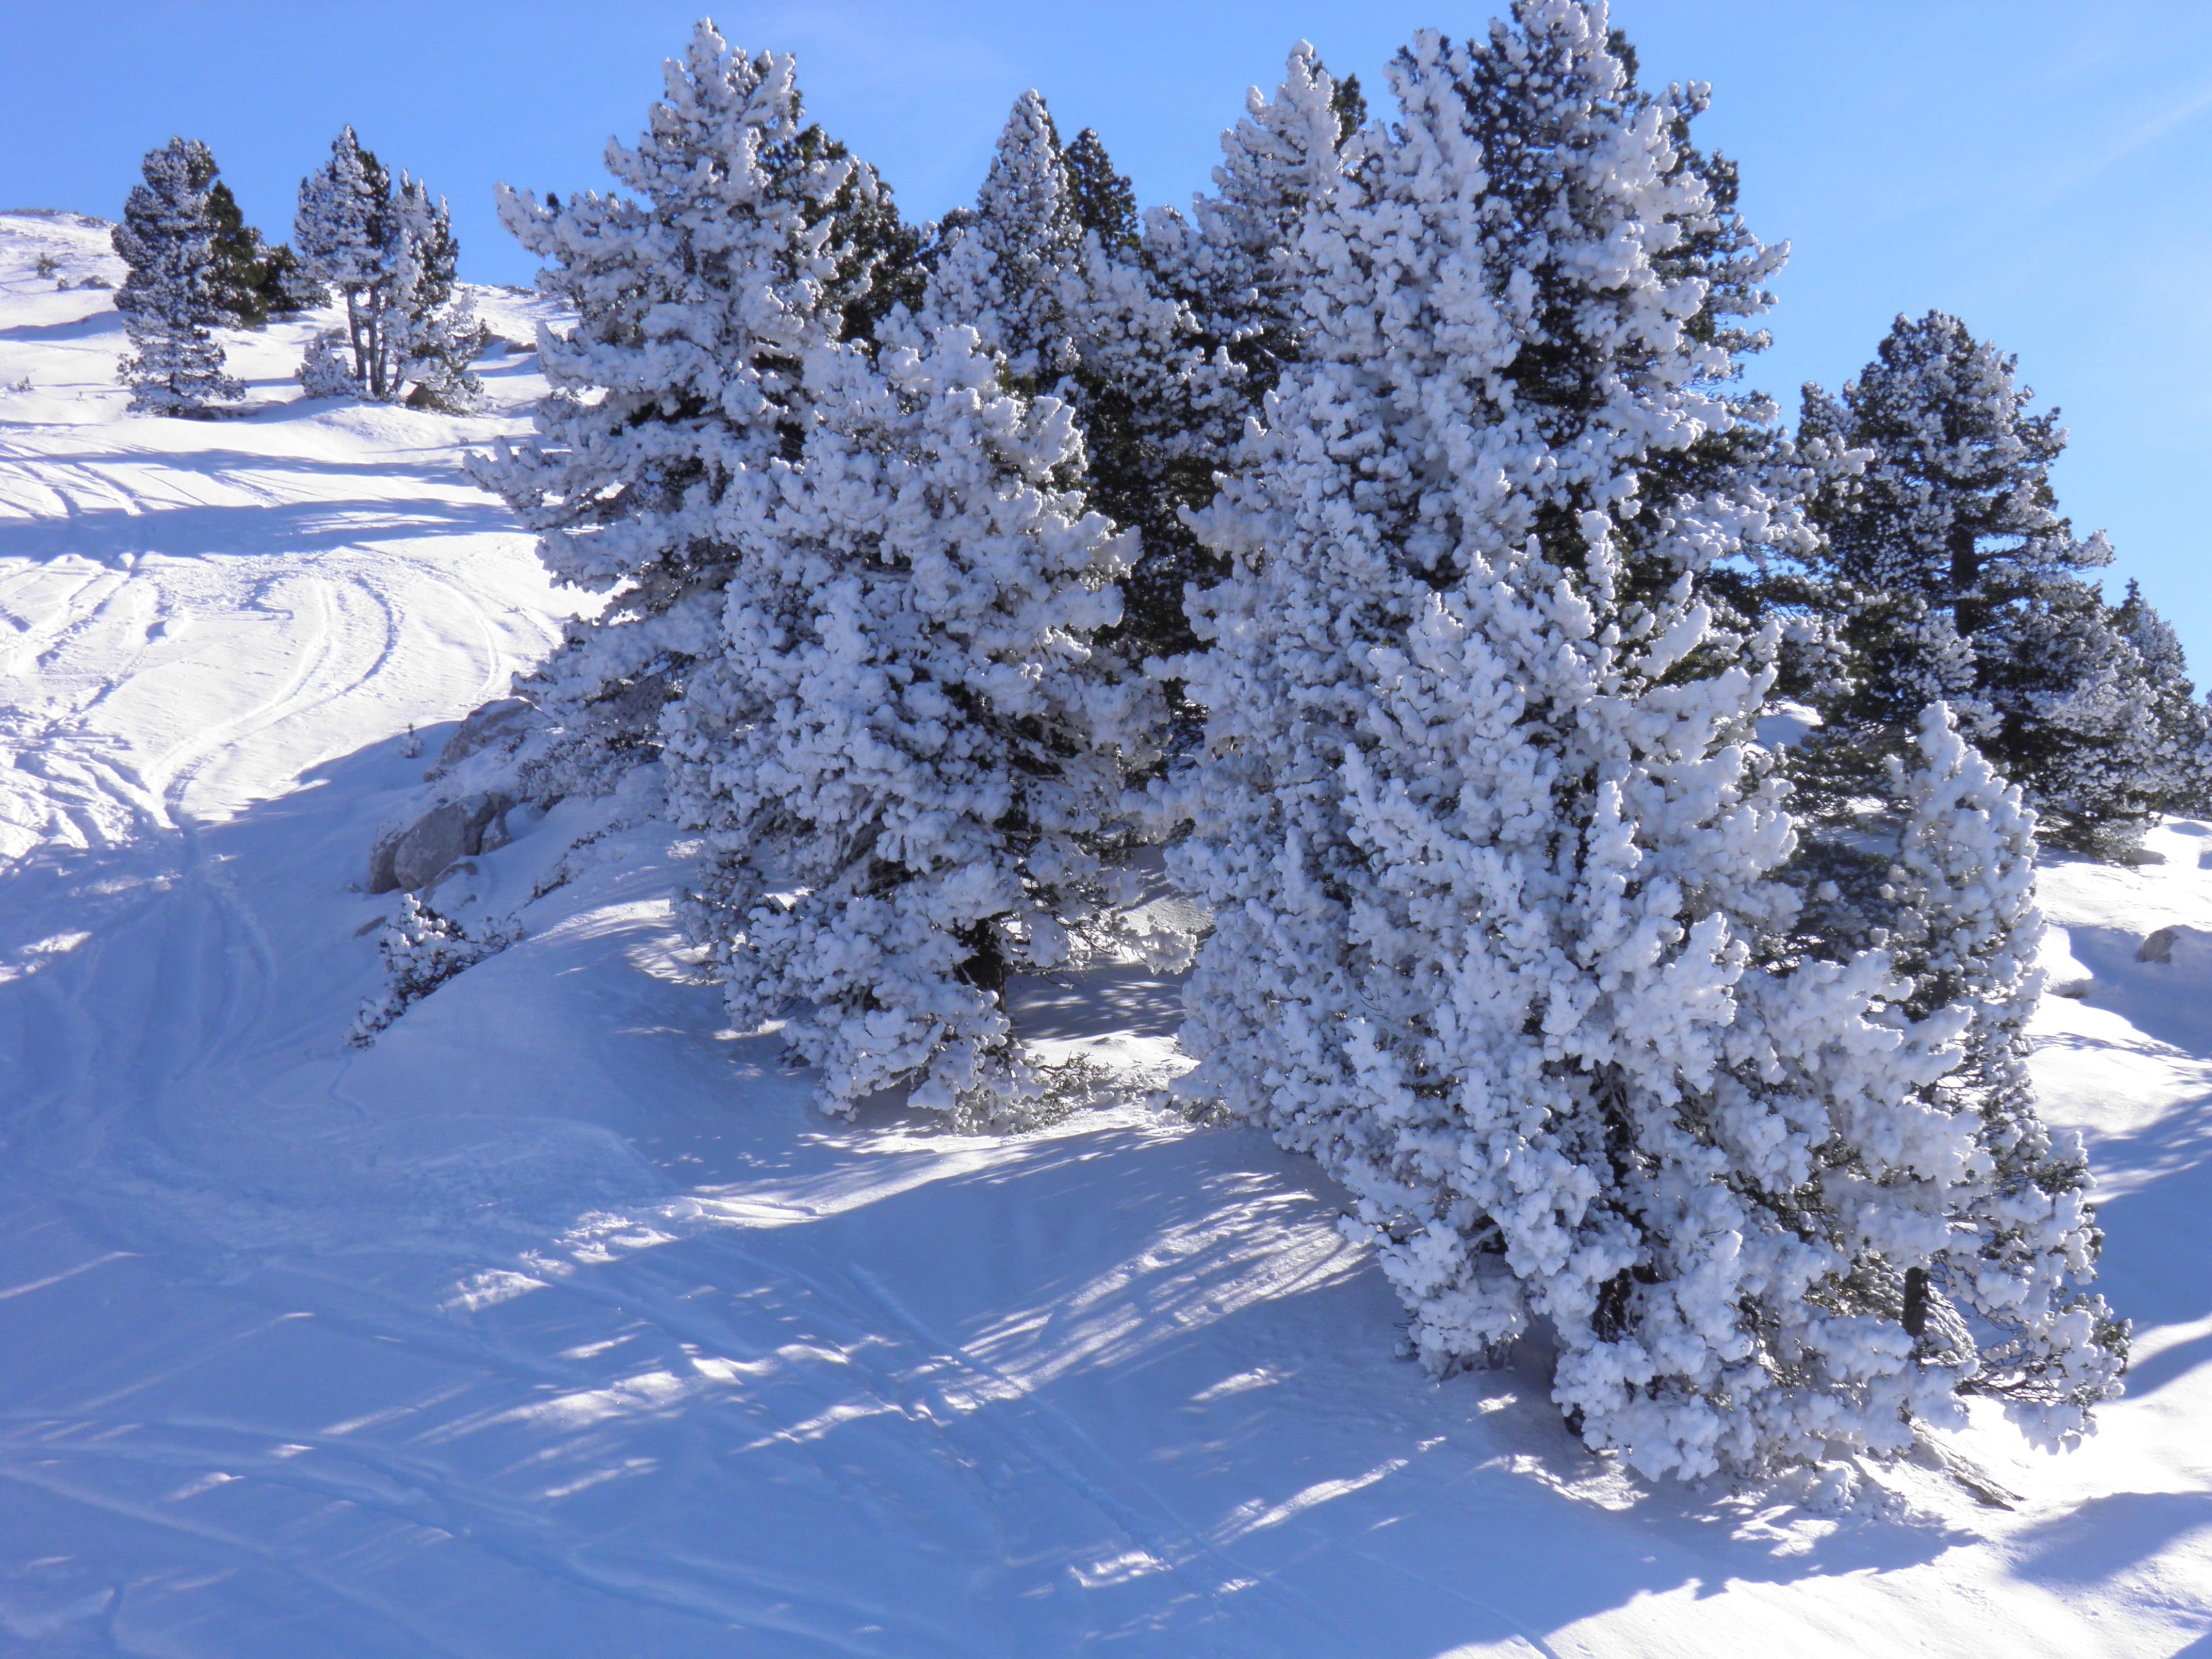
left=0, top=212, right=2206, bottom=1657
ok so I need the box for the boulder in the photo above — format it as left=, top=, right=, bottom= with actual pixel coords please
left=367, top=792, right=513, bottom=893
left=2136, top=924, right=2212, bottom=968
left=429, top=697, right=537, bottom=777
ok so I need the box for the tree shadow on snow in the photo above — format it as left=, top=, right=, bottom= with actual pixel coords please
left=0, top=491, right=517, bottom=564
left=0, top=726, right=2020, bottom=1657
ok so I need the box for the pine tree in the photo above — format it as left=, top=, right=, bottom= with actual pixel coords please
left=470, top=24, right=864, bottom=800
left=295, top=128, right=397, bottom=397
left=665, top=319, right=1160, bottom=1116
left=923, top=96, right=1217, bottom=671
left=2112, top=580, right=2212, bottom=815
left=1888, top=704, right=2125, bottom=1435
left=112, top=138, right=242, bottom=417
left=294, top=131, right=480, bottom=406
left=1798, top=312, right=2179, bottom=853
left=389, top=176, right=485, bottom=411
left=922, top=92, right=1086, bottom=387
left=1063, top=127, right=1139, bottom=252
left=1168, top=4, right=2113, bottom=1479
left=1143, top=43, right=1362, bottom=415
left=204, top=180, right=304, bottom=327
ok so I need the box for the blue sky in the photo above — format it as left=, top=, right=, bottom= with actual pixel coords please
left=5, top=2, right=2208, bottom=669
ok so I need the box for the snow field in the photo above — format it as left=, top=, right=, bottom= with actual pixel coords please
left=0, top=211, right=2205, bottom=1655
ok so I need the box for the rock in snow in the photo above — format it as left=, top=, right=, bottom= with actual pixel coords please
left=369, top=790, right=515, bottom=892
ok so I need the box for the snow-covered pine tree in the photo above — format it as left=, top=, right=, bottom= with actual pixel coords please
left=1167, top=3, right=2112, bottom=1479
left=1886, top=703, right=2126, bottom=1437
left=1799, top=312, right=2176, bottom=853
left=1143, top=43, right=1364, bottom=416
left=666, top=319, right=1159, bottom=1116
left=921, top=95, right=1217, bottom=670
left=2111, top=580, right=2212, bottom=816
left=112, top=138, right=242, bottom=416
left=387, top=175, right=485, bottom=411
left=295, top=128, right=397, bottom=397
left=471, top=24, right=865, bottom=800
left=294, top=132, right=480, bottom=406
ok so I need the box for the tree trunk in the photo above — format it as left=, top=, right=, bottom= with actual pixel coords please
left=1949, top=524, right=1981, bottom=642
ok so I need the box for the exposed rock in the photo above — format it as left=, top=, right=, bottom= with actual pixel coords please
left=2135, top=925, right=2207, bottom=966
left=367, top=792, right=513, bottom=893
left=428, top=697, right=536, bottom=778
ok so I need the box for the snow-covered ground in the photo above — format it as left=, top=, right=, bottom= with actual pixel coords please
left=0, top=208, right=2205, bottom=1657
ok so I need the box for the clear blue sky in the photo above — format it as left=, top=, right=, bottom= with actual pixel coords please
left=5, top=2, right=2208, bottom=670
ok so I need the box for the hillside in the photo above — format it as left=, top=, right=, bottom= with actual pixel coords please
left=0, top=210, right=2205, bottom=1657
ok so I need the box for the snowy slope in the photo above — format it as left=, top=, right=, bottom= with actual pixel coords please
left=0, top=210, right=2205, bottom=1657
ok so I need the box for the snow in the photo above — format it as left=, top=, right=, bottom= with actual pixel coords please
left=0, top=208, right=2207, bottom=1654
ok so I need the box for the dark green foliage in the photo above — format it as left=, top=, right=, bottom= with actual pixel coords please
left=1789, top=312, right=2202, bottom=855
left=203, top=181, right=306, bottom=327
left=1331, top=72, right=1367, bottom=144
left=777, top=125, right=927, bottom=349
left=1063, top=127, right=1139, bottom=252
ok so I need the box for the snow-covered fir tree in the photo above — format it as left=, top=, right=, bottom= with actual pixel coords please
left=664, top=319, right=1160, bottom=1117
left=472, top=24, right=868, bottom=800
left=1885, top=704, right=2126, bottom=1436
left=1798, top=312, right=2185, bottom=853
left=922, top=95, right=1219, bottom=669
left=1166, top=3, right=2116, bottom=1478
left=293, top=129, right=481, bottom=408
left=1143, top=43, right=1364, bottom=415
left=2111, top=579, right=2212, bottom=814
left=112, top=138, right=242, bottom=416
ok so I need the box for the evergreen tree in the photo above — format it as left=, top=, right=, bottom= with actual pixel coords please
left=204, top=180, right=305, bottom=327
left=665, top=319, right=1160, bottom=1116
left=777, top=123, right=926, bottom=349
left=922, top=95, right=1217, bottom=671
left=389, top=176, right=486, bottom=411
left=471, top=24, right=865, bottom=800
left=922, top=92, right=1086, bottom=386
left=112, top=138, right=242, bottom=416
left=294, top=130, right=480, bottom=406
left=1887, top=704, right=2126, bottom=1437
left=1143, top=43, right=1362, bottom=415
left=295, top=128, right=397, bottom=395
left=1798, top=312, right=2181, bottom=852
left=2111, top=580, right=2212, bottom=814
left=1167, top=4, right=2112, bottom=1478
left=1063, top=126, right=1139, bottom=252
left=1128, top=46, right=1367, bottom=673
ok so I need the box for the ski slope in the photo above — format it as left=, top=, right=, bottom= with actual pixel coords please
left=0, top=209, right=2205, bottom=1657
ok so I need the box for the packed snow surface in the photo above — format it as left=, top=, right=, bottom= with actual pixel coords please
left=0, top=210, right=2205, bottom=1656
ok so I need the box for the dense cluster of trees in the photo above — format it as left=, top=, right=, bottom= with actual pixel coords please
left=109, top=131, right=479, bottom=415
left=473, top=5, right=2166, bottom=1477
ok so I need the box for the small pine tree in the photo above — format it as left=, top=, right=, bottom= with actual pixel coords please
left=112, top=138, right=242, bottom=416
left=203, top=179, right=304, bottom=327
left=295, top=127, right=396, bottom=397
left=294, top=130, right=479, bottom=405
left=1888, top=704, right=2126, bottom=1436
left=471, top=24, right=865, bottom=800
left=2112, top=580, right=2212, bottom=814
left=390, top=176, right=485, bottom=411
left=1062, top=127, right=1139, bottom=252
left=667, top=320, right=1160, bottom=1116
